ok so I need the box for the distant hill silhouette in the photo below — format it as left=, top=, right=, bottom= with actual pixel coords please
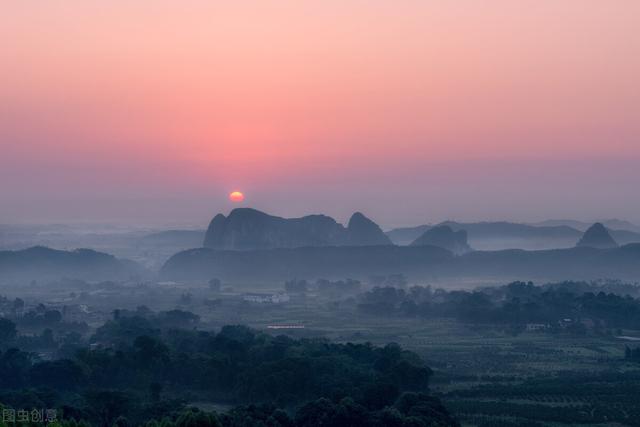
left=529, top=221, right=640, bottom=246
left=602, top=219, right=640, bottom=232
left=610, top=229, right=640, bottom=245
left=203, top=208, right=390, bottom=250
left=162, top=243, right=640, bottom=283
left=385, top=224, right=432, bottom=245
left=347, top=212, right=392, bottom=246
left=387, top=221, right=581, bottom=250
left=533, top=219, right=640, bottom=232
left=0, top=246, right=143, bottom=281
left=410, top=225, right=472, bottom=255
left=576, top=223, right=619, bottom=249
left=162, top=245, right=453, bottom=282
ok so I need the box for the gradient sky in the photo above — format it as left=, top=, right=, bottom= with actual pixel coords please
left=2, top=1, right=639, bottom=228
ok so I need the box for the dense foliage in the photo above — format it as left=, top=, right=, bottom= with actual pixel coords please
left=358, top=281, right=640, bottom=330
left=0, top=317, right=456, bottom=426
left=0, top=394, right=454, bottom=427
left=626, top=346, right=640, bottom=362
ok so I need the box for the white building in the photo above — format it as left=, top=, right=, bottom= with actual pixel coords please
left=243, top=292, right=290, bottom=304
left=526, top=323, right=549, bottom=331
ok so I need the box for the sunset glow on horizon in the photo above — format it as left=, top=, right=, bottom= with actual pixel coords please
left=2, top=1, right=639, bottom=226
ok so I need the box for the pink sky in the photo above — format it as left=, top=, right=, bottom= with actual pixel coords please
left=1, top=1, right=639, bottom=227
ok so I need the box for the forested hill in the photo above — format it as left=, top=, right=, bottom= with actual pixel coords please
left=0, top=319, right=457, bottom=427
left=161, top=244, right=640, bottom=282
left=0, top=246, right=144, bottom=281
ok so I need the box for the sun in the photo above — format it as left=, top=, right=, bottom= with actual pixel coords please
left=229, top=191, right=245, bottom=202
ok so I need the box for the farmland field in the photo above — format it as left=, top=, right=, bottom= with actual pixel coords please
left=193, top=290, right=640, bottom=427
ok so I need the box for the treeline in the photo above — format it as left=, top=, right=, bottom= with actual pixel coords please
left=357, top=281, right=640, bottom=329
left=128, top=394, right=452, bottom=427
left=6, top=394, right=454, bottom=427
left=81, top=322, right=431, bottom=404
left=0, top=316, right=457, bottom=426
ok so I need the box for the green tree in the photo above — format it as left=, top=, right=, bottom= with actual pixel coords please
left=0, top=318, right=17, bottom=343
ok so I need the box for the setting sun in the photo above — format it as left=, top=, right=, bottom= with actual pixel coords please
left=229, top=191, right=245, bottom=202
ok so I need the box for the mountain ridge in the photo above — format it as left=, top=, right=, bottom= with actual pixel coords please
left=161, top=243, right=640, bottom=283
left=0, top=246, right=144, bottom=281
left=410, top=225, right=472, bottom=255
left=203, top=208, right=390, bottom=250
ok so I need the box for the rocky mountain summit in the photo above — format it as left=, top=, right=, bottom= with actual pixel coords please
left=203, top=208, right=391, bottom=250
left=346, top=212, right=391, bottom=246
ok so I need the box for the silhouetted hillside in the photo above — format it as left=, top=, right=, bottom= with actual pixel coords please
left=161, top=243, right=640, bottom=283
left=534, top=219, right=640, bottom=232
left=576, top=223, right=618, bottom=249
left=347, top=212, right=392, bottom=245
left=441, top=221, right=580, bottom=240
left=0, top=246, right=143, bottom=281
left=203, top=208, right=389, bottom=250
left=450, top=244, right=640, bottom=281
left=410, top=225, right=472, bottom=255
left=388, top=221, right=581, bottom=250
left=609, top=229, right=640, bottom=245
left=527, top=221, right=640, bottom=245
left=386, top=224, right=432, bottom=245
left=162, top=244, right=453, bottom=282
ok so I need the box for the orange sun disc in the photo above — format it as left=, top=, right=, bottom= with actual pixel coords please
left=229, top=191, right=245, bottom=202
